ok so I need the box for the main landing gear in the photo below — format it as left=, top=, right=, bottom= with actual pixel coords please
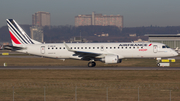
left=156, top=58, right=161, bottom=67
left=88, top=62, right=96, bottom=67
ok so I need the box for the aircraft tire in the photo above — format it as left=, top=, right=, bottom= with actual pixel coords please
left=92, top=62, right=96, bottom=67
left=157, top=63, right=160, bottom=67
left=88, top=62, right=96, bottom=67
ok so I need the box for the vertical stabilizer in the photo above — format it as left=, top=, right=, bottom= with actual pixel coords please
left=6, top=19, right=42, bottom=46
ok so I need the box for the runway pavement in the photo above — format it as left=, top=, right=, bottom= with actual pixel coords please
left=0, top=66, right=180, bottom=70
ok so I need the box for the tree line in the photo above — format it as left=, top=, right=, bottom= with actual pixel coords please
left=1, top=25, right=180, bottom=43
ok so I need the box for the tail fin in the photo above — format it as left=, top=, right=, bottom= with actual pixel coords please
left=6, top=19, right=41, bottom=46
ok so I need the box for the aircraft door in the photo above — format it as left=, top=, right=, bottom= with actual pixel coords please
left=153, top=45, right=158, bottom=53
left=41, top=46, right=45, bottom=54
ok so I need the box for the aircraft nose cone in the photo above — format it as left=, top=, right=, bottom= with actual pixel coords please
left=174, top=51, right=179, bottom=56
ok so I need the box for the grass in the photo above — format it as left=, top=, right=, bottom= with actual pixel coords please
left=0, top=70, right=180, bottom=100
left=0, top=57, right=180, bottom=67
left=0, top=57, right=180, bottom=100
left=0, top=70, right=180, bottom=84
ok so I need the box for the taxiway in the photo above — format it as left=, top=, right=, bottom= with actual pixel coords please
left=0, top=66, right=180, bottom=70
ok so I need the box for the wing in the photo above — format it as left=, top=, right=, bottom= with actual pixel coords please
left=73, top=51, right=103, bottom=60
left=64, top=42, right=105, bottom=60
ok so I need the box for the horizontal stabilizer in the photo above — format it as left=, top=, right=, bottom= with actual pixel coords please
left=0, top=45, right=24, bottom=51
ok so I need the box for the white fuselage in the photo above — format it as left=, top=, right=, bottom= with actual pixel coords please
left=6, top=19, right=178, bottom=67
left=17, top=42, right=178, bottom=60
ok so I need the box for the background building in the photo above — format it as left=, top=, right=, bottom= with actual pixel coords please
left=32, top=11, right=50, bottom=27
left=75, top=12, right=123, bottom=28
left=145, top=34, right=180, bottom=49
left=30, top=26, right=44, bottom=42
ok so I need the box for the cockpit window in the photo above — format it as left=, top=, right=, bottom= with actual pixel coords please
left=166, top=45, right=170, bottom=48
left=162, top=45, right=170, bottom=48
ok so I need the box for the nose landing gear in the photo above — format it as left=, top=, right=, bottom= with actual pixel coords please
left=156, top=58, right=161, bottom=67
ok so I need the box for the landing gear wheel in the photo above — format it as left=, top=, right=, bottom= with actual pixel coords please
left=157, top=63, right=160, bottom=67
left=88, top=62, right=96, bottom=67
left=92, top=62, right=96, bottom=67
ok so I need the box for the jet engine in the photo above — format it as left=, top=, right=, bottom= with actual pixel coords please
left=101, top=55, right=122, bottom=64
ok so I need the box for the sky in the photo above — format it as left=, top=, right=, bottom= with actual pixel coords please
left=1, top=0, right=180, bottom=27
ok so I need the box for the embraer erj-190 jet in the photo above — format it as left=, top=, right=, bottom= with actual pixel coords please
left=4, top=19, right=178, bottom=67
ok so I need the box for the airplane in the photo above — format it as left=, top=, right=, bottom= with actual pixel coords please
left=4, top=19, right=178, bottom=67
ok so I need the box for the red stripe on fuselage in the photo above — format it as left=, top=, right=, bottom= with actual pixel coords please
left=9, top=31, right=21, bottom=44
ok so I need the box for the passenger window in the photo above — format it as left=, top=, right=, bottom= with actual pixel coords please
left=162, top=46, right=166, bottom=48
left=122, top=47, right=123, bottom=49
left=81, top=47, right=83, bottom=49
left=63, top=47, right=65, bottom=49
left=59, top=47, right=61, bottom=49
left=93, top=47, right=95, bottom=49
left=129, top=47, right=131, bottom=49
left=125, top=47, right=127, bottom=49
left=85, top=47, right=87, bottom=49
left=133, top=47, right=135, bottom=49
left=118, top=47, right=120, bottom=49
left=89, top=47, right=91, bottom=49
left=106, top=47, right=108, bottom=49
left=114, top=47, right=116, bottom=49
left=97, top=47, right=99, bottom=49
left=74, top=47, right=76, bottom=49
left=70, top=47, right=72, bottom=49
left=110, top=47, right=112, bottom=49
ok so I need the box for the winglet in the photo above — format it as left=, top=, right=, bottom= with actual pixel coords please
left=63, top=42, right=74, bottom=52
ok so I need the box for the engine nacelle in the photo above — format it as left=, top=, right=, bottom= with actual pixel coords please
left=101, top=55, right=122, bottom=64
